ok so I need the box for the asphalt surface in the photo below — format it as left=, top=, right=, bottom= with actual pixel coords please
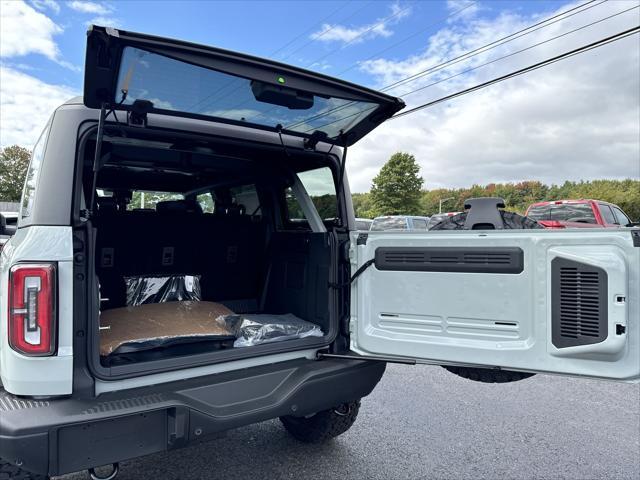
left=59, top=365, right=640, bottom=480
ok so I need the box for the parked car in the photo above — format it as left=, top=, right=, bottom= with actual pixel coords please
left=0, top=212, right=18, bottom=250
left=0, top=26, right=638, bottom=480
left=427, top=212, right=462, bottom=230
left=355, top=218, right=373, bottom=230
left=525, top=199, right=633, bottom=228
left=371, top=215, right=430, bottom=231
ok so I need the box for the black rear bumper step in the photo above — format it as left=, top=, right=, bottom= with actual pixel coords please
left=0, top=357, right=385, bottom=477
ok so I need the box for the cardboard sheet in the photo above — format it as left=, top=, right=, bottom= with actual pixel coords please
left=100, top=301, right=235, bottom=356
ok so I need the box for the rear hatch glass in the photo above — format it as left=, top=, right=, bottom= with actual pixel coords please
left=84, top=26, right=404, bottom=146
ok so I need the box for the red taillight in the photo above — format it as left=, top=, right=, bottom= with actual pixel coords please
left=8, top=264, right=57, bottom=356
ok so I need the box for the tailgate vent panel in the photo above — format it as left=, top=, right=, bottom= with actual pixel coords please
left=375, top=247, right=524, bottom=273
left=552, top=258, right=607, bottom=348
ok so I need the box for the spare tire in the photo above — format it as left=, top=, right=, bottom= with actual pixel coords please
left=430, top=210, right=543, bottom=230
left=433, top=209, right=540, bottom=383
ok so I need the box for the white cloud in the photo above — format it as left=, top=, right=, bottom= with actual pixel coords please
left=0, top=1, right=79, bottom=71
left=30, top=0, right=60, bottom=14
left=347, top=1, right=640, bottom=191
left=0, top=0, right=61, bottom=59
left=66, top=1, right=111, bottom=14
left=0, top=67, right=78, bottom=148
left=87, top=15, right=121, bottom=28
left=446, top=0, right=480, bottom=20
left=310, top=2, right=412, bottom=44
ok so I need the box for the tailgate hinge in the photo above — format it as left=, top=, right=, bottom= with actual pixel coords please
left=317, top=351, right=416, bottom=365
left=127, top=99, right=154, bottom=127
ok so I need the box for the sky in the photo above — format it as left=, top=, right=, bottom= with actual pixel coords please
left=0, top=0, right=638, bottom=192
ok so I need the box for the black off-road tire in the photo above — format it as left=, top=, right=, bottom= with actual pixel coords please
left=430, top=210, right=543, bottom=230
left=443, top=366, right=535, bottom=383
left=280, top=400, right=360, bottom=443
left=0, top=460, right=49, bottom=480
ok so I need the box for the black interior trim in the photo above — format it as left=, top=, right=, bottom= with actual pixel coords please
left=374, top=247, right=525, bottom=274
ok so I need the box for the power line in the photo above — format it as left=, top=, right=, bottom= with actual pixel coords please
left=285, top=0, right=606, bottom=129
left=268, top=1, right=350, bottom=58
left=305, top=2, right=415, bottom=69
left=395, top=3, right=639, bottom=99
left=390, top=26, right=640, bottom=119
left=381, top=0, right=604, bottom=92
left=186, top=1, right=369, bottom=113
left=336, top=0, right=478, bottom=75
left=300, top=25, right=639, bottom=132
left=248, top=1, right=475, bottom=125
left=279, top=1, right=376, bottom=62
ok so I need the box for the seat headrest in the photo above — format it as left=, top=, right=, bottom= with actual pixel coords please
left=97, top=196, right=118, bottom=213
left=156, top=199, right=203, bottom=215
left=214, top=203, right=245, bottom=216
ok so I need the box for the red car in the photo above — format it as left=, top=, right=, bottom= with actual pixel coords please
left=525, top=199, right=632, bottom=229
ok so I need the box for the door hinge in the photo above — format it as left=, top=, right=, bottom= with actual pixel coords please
left=127, top=99, right=154, bottom=127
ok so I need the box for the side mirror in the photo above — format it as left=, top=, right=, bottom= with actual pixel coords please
left=0, top=214, right=7, bottom=236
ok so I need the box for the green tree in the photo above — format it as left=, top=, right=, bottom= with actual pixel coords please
left=352, top=192, right=374, bottom=218
left=0, top=145, right=31, bottom=201
left=369, top=152, right=424, bottom=216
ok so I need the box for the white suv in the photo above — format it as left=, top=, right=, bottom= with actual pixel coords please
left=0, top=26, right=638, bottom=480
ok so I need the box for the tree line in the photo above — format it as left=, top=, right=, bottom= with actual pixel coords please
left=352, top=152, right=639, bottom=221
left=1, top=145, right=637, bottom=221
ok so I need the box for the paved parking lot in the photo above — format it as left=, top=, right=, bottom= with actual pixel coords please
left=60, top=364, right=640, bottom=480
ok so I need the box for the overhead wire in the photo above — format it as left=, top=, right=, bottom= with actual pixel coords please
left=246, top=0, right=476, bottom=124
left=390, top=26, right=640, bottom=118
left=394, top=3, right=639, bottom=99
left=268, top=1, right=351, bottom=58
left=299, top=26, right=639, bottom=131
left=279, top=1, right=376, bottom=61
left=336, top=0, right=478, bottom=75
left=304, top=2, right=416, bottom=69
left=285, top=0, right=608, bottom=130
left=186, top=1, right=370, bottom=113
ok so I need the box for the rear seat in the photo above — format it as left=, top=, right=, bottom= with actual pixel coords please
left=95, top=198, right=266, bottom=311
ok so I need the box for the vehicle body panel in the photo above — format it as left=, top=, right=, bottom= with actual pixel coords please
left=0, top=358, right=385, bottom=476
left=0, top=226, right=74, bottom=395
left=350, top=229, right=639, bottom=381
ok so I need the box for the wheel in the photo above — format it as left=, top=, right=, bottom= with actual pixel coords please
left=433, top=209, right=540, bottom=383
left=443, top=366, right=535, bottom=383
left=0, top=460, right=49, bottom=480
left=280, top=400, right=360, bottom=443
left=430, top=210, right=543, bottom=230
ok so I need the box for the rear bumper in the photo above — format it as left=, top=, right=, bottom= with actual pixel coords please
left=0, top=358, right=385, bottom=477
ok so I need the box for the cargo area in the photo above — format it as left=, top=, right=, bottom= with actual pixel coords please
left=82, top=127, right=342, bottom=371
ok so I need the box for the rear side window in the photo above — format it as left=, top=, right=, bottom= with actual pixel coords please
left=284, top=167, right=337, bottom=226
left=20, top=122, right=51, bottom=219
left=527, top=204, right=596, bottom=224
left=127, top=191, right=184, bottom=210
left=612, top=206, right=631, bottom=225
left=599, top=204, right=617, bottom=224
left=412, top=218, right=428, bottom=230
left=196, top=192, right=215, bottom=213
left=230, top=184, right=261, bottom=216
left=371, top=217, right=408, bottom=231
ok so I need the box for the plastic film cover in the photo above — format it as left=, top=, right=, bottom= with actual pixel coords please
left=125, top=274, right=201, bottom=306
left=100, top=301, right=235, bottom=355
left=218, top=313, right=324, bottom=347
